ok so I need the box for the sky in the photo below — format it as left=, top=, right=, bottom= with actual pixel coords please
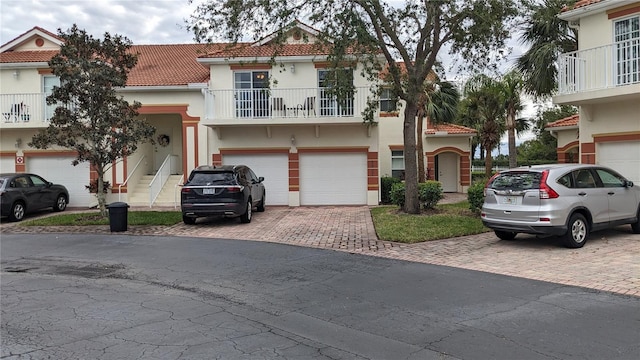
left=1, top=0, right=538, bottom=149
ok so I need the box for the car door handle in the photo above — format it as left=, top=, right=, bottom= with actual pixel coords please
left=608, top=192, right=615, bottom=196
left=578, top=192, right=587, bottom=196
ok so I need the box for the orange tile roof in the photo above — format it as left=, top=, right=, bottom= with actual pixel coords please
left=561, top=0, right=603, bottom=12
left=127, top=44, right=220, bottom=86
left=425, top=123, right=476, bottom=135
left=0, top=50, right=58, bottom=63
left=201, top=43, right=338, bottom=58
left=1, top=44, right=220, bottom=86
left=545, top=114, right=579, bottom=128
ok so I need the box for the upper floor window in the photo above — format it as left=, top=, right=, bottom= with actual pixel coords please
left=43, top=75, right=61, bottom=121
left=318, top=68, right=354, bottom=117
left=614, top=15, right=639, bottom=85
left=234, top=71, right=270, bottom=118
left=379, top=88, right=398, bottom=113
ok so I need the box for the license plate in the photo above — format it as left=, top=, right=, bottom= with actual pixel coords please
left=501, top=196, right=518, bottom=205
left=203, top=188, right=215, bottom=195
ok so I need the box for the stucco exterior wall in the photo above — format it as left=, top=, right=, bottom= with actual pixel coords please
left=556, top=128, right=579, bottom=148
left=0, top=68, right=44, bottom=93
left=580, top=100, right=640, bottom=142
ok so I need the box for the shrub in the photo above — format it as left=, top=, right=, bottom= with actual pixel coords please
left=467, top=180, right=486, bottom=214
left=389, top=182, right=405, bottom=208
left=380, top=176, right=401, bottom=204
left=418, top=181, right=443, bottom=209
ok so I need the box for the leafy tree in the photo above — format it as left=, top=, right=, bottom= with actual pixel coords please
left=517, top=0, right=578, bottom=99
left=517, top=105, right=577, bottom=163
left=187, top=0, right=520, bottom=214
left=29, top=25, right=156, bottom=217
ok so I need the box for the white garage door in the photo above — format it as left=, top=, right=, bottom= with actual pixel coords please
left=0, top=157, right=14, bottom=173
left=299, top=152, right=367, bottom=205
left=223, top=153, right=289, bottom=205
left=598, top=141, right=640, bottom=183
left=27, top=156, right=94, bottom=207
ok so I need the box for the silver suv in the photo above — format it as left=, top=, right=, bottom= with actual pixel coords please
left=481, top=164, right=640, bottom=248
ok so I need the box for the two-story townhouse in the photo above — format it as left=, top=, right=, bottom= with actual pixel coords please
left=553, top=0, right=640, bottom=183
left=1, top=24, right=475, bottom=209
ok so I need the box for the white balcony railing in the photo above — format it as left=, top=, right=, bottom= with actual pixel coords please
left=203, top=86, right=377, bottom=121
left=558, top=40, right=640, bottom=95
left=1, top=93, right=49, bottom=124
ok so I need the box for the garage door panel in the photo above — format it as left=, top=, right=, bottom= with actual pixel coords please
left=0, top=157, right=14, bottom=173
left=300, top=153, right=367, bottom=205
left=598, top=142, right=640, bottom=183
left=27, top=157, right=93, bottom=207
left=223, top=154, right=289, bottom=205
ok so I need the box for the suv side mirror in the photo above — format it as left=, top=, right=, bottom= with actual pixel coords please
left=625, top=180, right=634, bottom=188
left=258, top=176, right=264, bottom=183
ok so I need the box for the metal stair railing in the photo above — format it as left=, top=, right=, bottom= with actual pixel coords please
left=118, top=155, right=146, bottom=202
left=148, top=154, right=176, bottom=207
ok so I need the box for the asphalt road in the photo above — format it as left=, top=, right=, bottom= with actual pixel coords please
left=1, top=233, right=639, bottom=360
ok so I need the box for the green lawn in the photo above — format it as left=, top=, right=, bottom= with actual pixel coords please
left=371, top=201, right=489, bottom=243
left=19, top=200, right=488, bottom=243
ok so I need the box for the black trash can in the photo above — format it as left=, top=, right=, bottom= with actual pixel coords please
left=107, top=202, right=129, bottom=232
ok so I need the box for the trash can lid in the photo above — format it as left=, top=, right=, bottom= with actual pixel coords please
left=107, top=202, right=130, bottom=208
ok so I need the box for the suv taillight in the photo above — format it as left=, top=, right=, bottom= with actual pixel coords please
left=539, top=170, right=559, bottom=199
left=226, top=186, right=242, bottom=193
left=181, top=188, right=191, bottom=194
left=484, top=172, right=500, bottom=196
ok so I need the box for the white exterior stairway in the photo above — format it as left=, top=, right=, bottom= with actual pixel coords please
left=126, top=174, right=183, bottom=208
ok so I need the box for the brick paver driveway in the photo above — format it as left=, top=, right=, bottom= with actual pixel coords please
left=2, top=202, right=639, bottom=297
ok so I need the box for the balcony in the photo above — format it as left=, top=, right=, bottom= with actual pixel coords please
left=1, top=93, right=51, bottom=127
left=556, top=40, right=640, bottom=104
left=202, top=86, right=377, bottom=126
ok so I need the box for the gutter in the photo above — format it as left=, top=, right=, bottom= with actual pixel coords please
left=117, top=83, right=208, bottom=92
left=558, top=0, right=627, bottom=21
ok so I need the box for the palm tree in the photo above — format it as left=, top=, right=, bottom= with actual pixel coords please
left=464, top=74, right=506, bottom=176
left=500, top=70, right=525, bottom=168
left=416, top=80, right=460, bottom=182
left=517, top=0, right=578, bottom=99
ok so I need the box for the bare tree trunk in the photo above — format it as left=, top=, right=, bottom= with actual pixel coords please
left=484, top=149, right=494, bottom=177
left=403, top=103, right=420, bottom=214
left=506, top=112, right=517, bottom=168
left=96, top=168, right=108, bottom=217
left=417, top=114, right=425, bottom=183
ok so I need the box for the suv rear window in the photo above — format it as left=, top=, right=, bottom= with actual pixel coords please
left=488, top=172, right=542, bottom=191
left=189, top=172, right=235, bottom=185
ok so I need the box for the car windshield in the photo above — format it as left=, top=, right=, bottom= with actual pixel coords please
left=189, top=172, right=235, bottom=186
left=489, top=172, right=542, bottom=191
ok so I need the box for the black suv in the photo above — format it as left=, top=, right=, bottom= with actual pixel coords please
left=180, top=165, right=266, bottom=225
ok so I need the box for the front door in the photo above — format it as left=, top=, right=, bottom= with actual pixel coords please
left=438, top=152, right=458, bottom=192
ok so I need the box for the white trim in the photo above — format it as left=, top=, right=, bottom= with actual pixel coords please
left=116, top=85, right=206, bottom=92
left=0, top=62, right=50, bottom=69
left=0, top=28, right=64, bottom=53
left=558, top=0, right=629, bottom=21
left=254, top=22, right=322, bottom=46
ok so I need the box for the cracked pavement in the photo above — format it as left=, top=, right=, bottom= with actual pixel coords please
left=2, top=233, right=639, bottom=359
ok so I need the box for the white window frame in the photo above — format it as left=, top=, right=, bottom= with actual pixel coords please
left=613, top=15, right=640, bottom=86
left=391, top=150, right=405, bottom=179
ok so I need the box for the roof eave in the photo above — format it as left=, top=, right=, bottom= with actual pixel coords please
left=558, top=1, right=623, bottom=21
left=0, top=62, right=50, bottom=68
left=0, top=28, right=63, bottom=53
left=117, top=83, right=207, bottom=92
left=197, top=54, right=329, bottom=64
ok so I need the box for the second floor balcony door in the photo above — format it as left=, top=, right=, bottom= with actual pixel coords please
left=235, top=71, right=269, bottom=118
left=318, top=69, right=354, bottom=117
left=43, top=75, right=60, bottom=121
left=614, top=16, right=639, bottom=86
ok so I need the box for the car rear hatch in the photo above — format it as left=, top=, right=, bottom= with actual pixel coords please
left=181, top=171, right=244, bottom=204
left=483, top=171, right=543, bottom=223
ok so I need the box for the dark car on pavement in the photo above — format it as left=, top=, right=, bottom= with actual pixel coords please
left=481, top=164, right=640, bottom=248
left=0, top=173, right=70, bottom=222
left=180, top=165, right=266, bottom=225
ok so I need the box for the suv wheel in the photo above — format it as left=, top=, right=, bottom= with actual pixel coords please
left=9, top=202, right=25, bottom=222
left=240, top=199, right=252, bottom=223
left=631, top=207, right=640, bottom=234
left=495, top=230, right=517, bottom=241
left=182, top=215, right=196, bottom=225
left=53, top=194, right=67, bottom=212
left=562, top=213, right=588, bottom=248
